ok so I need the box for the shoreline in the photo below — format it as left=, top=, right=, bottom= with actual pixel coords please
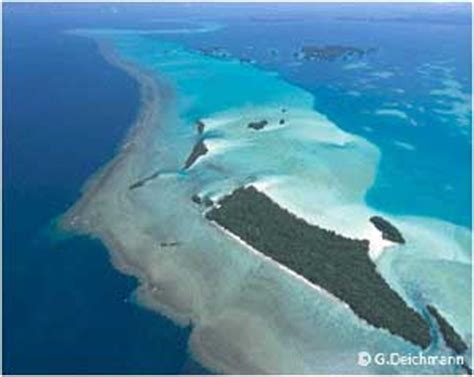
left=59, top=38, right=195, bottom=323
left=60, top=37, right=220, bottom=368
left=61, top=33, right=359, bottom=354
left=59, top=36, right=376, bottom=374
left=59, top=33, right=471, bottom=374
left=62, top=36, right=359, bottom=317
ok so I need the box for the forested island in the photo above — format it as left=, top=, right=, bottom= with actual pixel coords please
left=206, top=186, right=431, bottom=348
left=198, top=46, right=256, bottom=65
left=199, top=44, right=376, bottom=66
left=248, top=120, right=269, bottom=130
left=427, top=305, right=468, bottom=354
left=370, top=216, right=406, bottom=244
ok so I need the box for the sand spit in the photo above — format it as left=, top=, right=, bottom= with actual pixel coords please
left=61, top=35, right=471, bottom=374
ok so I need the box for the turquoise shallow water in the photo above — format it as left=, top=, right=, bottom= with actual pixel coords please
left=111, top=37, right=312, bottom=120
left=4, top=3, right=471, bottom=374
left=85, top=7, right=471, bottom=372
left=83, top=2, right=471, bottom=227
left=154, top=10, right=471, bottom=228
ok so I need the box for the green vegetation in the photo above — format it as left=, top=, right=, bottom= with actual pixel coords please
left=427, top=305, right=468, bottom=354
left=248, top=120, right=269, bottom=130
left=183, top=139, right=208, bottom=169
left=370, top=216, right=406, bottom=244
left=206, top=186, right=431, bottom=348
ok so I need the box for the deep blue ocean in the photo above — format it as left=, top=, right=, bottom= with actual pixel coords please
left=3, top=5, right=202, bottom=374
left=3, top=3, right=471, bottom=374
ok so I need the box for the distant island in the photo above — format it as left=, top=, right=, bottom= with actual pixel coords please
left=198, top=46, right=256, bottom=65
left=295, top=45, right=376, bottom=61
left=199, top=44, right=376, bottom=65
left=206, top=186, right=431, bottom=348
left=198, top=46, right=232, bottom=59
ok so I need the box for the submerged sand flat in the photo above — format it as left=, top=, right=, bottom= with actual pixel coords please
left=62, top=31, right=471, bottom=374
